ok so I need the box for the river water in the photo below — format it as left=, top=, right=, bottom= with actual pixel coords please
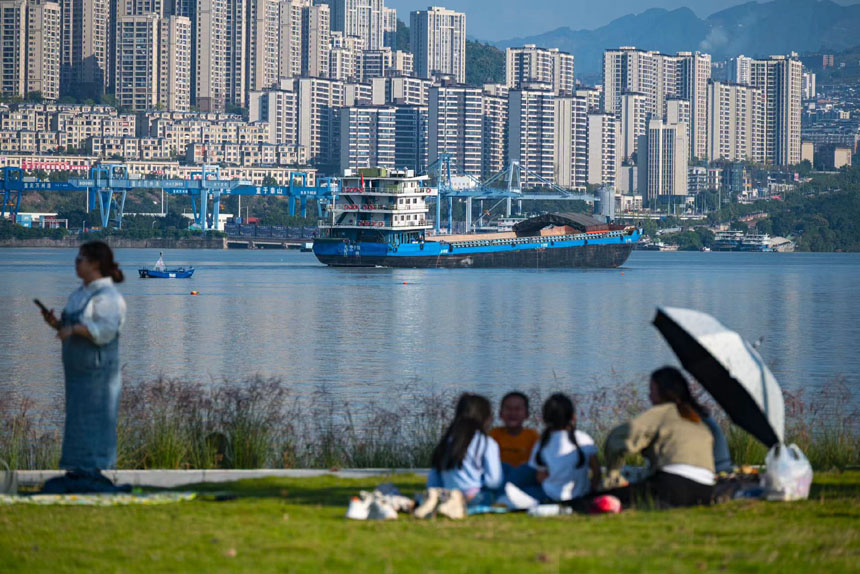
left=1, top=249, right=858, bottom=408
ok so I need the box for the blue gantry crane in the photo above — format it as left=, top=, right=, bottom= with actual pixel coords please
left=423, top=153, right=613, bottom=234
left=2, top=158, right=615, bottom=234
left=1, top=163, right=339, bottom=231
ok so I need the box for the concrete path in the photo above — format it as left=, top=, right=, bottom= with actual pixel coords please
left=17, top=469, right=429, bottom=489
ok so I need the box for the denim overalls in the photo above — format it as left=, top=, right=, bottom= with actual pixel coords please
left=59, top=287, right=122, bottom=473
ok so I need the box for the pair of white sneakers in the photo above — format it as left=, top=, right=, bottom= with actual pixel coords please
left=413, top=487, right=467, bottom=520
left=345, top=489, right=416, bottom=520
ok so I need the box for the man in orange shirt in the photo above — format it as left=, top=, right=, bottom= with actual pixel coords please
left=490, top=392, right=539, bottom=467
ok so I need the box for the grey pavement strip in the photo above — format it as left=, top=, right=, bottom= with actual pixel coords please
left=16, top=469, right=430, bottom=489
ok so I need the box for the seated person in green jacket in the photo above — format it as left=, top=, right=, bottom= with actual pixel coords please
left=602, top=366, right=717, bottom=508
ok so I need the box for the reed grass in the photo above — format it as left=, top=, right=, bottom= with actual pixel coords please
left=1, top=375, right=857, bottom=471
left=0, top=392, right=62, bottom=470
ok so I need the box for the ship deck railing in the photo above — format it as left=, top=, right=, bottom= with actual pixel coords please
left=317, top=219, right=431, bottom=230
left=339, top=185, right=436, bottom=196
left=441, top=230, right=630, bottom=249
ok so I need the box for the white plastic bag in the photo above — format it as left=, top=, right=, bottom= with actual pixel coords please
left=762, top=443, right=813, bottom=501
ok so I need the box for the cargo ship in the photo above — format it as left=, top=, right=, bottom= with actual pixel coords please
left=312, top=169, right=640, bottom=268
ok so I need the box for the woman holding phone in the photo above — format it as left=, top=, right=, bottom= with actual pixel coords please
left=39, top=241, right=127, bottom=493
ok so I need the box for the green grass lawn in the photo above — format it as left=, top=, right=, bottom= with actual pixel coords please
left=1, top=472, right=858, bottom=573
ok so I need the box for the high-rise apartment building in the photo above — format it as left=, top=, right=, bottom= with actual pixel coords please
left=552, top=95, right=588, bottom=190
left=749, top=55, right=802, bottom=165
left=382, top=5, right=396, bottom=47
left=339, top=103, right=430, bottom=172
left=61, top=0, right=110, bottom=97
left=676, top=51, right=710, bottom=160
left=575, top=87, right=601, bottom=113
left=358, top=48, right=412, bottom=81
left=324, top=0, right=384, bottom=50
left=344, top=81, right=372, bottom=106
left=505, top=45, right=574, bottom=95
left=279, top=0, right=303, bottom=79
left=429, top=84, right=482, bottom=177
left=361, top=49, right=386, bottom=80
left=225, top=0, right=246, bottom=107
left=619, top=92, right=646, bottom=161
left=113, top=0, right=190, bottom=112
left=27, top=0, right=61, bottom=100
left=603, top=47, right=709, bottom=160
left=0, top=0, right=26, bottom=97
left=388, top=50, right=413, bottom=76
left=706, top=80, right=765, bottom=163
left=246, top=0, right=280, bottom=92
left=250, top=77, right=345, bottom=166
left=159, top=15, right=192, bottom=111
left=370, top=76, right=431, bottom=106
left=410, top=7, right=466, bottom=84
left=190, top=0, right=228, bottom=111
left=249, top=85, right=299, bottom=145
left=117, top=0, right=165, bottom=15
left=302, top=2, right=331, bottom=78
left=340, top=105, right=396, bottom=171
left=296, top=77, right=345, bottom=166
left=508, top=86, right=556, bottom=187
left=802, top=70, right=816, bottom=100
left=329, top=31, right=362, bottom=81
left=728, top=55, right=752, bottom=85
left=115, top=14, right=161, bottom=110
left=587, top=112, right=619, bottom=188
left=482, top=84, right=507, bottom=179
left=638, top=118, right=688, bottom=202
left=393, top=105, right=428, bottom=172
left=665, top=98, right=691, bottom=153
left=603, top=47, right=661, bottom=117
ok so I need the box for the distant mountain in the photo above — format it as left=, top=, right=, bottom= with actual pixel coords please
left=494, top=0, right=860, bottom=76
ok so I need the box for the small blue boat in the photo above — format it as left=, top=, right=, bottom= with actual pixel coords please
left=138, top=267, right=194, bottom=278
left=138, top=252, right=195, bottom=278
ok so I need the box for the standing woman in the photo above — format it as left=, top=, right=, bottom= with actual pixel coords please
left=40, top=241, right=127, bottom=493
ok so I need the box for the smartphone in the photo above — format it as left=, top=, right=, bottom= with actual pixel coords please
left=35, top=299, right=60, bottom=330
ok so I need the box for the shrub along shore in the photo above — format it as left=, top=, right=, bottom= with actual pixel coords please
left=2, top=376, right=857, bottom=471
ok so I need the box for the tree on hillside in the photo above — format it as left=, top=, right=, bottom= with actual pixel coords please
left=465, top=41, right=505, bottom=86
left=396, top=20, right=409, bottom=51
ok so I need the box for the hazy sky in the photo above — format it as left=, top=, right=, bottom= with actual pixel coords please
left=389, top=0, right=860, bottom=41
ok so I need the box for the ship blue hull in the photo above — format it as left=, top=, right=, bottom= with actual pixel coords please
left=313, top=231, right=639, bottom=269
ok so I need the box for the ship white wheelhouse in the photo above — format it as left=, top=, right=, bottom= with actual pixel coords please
left=322, top=168, right=437, bottom=244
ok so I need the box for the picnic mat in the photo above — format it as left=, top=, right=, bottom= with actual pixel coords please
left=0, top=492, right=196, bottom=506
left=467, top=505, right=512, bottom=515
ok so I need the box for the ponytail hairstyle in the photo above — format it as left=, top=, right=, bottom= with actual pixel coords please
left=79, top=240, right=124, bottom=283
left=535, top=393, right=584, bottom=468
left=431, top=393, right=493, bottom=472
left=650, top=366, right=706, bottom=423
